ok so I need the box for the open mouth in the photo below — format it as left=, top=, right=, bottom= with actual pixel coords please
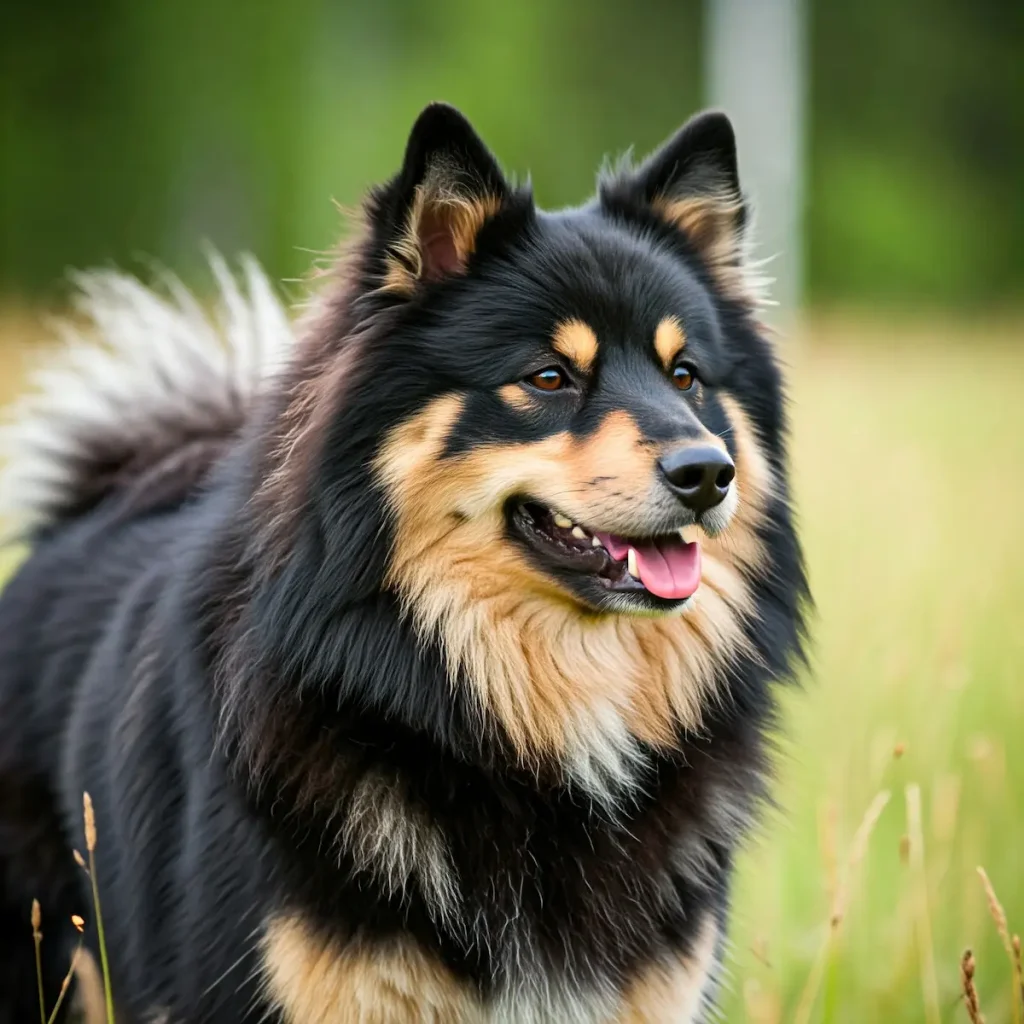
left=507, top=500, right=701, bottom=607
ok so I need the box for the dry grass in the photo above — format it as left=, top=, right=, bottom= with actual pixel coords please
left=1, top=309, right=1023, bottom=1021
left=962, top=950, right=984, bottom=1024
left=728, top=315, right=1024, bottom=1022
left=81, top=792, right=115, bottom=1021
left=906, top=783, right=941, bottom=1024
left=792, top=790, right=891, bottom=1024
left=30, top=793, right=114, bottom=1024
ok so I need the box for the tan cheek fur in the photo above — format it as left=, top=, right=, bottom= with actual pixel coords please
left=699, top=392, right=774, bottom=583
left=617, top=915, right=720, bottom=1023
left=261, top=915, right=479, bottom=1024
left=375, top=392, right=775, bottom=775
left=497, top=383, right=534, bottom=410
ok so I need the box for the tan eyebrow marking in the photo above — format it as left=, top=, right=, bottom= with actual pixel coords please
left=655, top=316, right=687, bottom=370
left=551, top=320, right=598, bottom=374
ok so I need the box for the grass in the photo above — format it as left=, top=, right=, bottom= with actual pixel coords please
left=723, top=315, right=1024, bottom=1022
left=2, top=310, right=1023, bottom=1022
left=29, top=793, right=114, bottom=1023
left=81, top=793, right=115, bottom=1021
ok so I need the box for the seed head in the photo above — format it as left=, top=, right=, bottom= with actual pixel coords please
left=83, top=792, right=96, bottom=852
left=961, top=949, right=984, bottom=1024
left=977, top=866, right=1011, bottom=954
left=898, top=834, right=910, bottom=865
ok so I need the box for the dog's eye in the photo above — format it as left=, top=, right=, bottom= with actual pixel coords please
left=527, top=367, right=565, bottom=391
left=672, top=364, right=698, bottom=391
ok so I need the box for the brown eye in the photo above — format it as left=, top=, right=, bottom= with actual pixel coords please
left=672, top=364, right=697, bottom=391
left=528, top=367, right=565, bottom=391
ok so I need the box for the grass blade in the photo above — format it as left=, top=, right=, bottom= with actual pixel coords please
left=1014, top=936, right=1024, bottom=1020
left=83, top=792, right=115, bottom=1023
left=976, top=867, right=1021, bottom=1024
left=31, top=899, right=46, bottom=1024
left=45, top=944, right=81, bottom=1024
left=906, top=784, right=941, bottom=1024
left=793, top=789, right=891, bottom=1024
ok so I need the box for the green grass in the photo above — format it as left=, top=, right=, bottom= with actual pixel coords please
left=2, top=313, right=1022, bottom=1022
left=723, top=317, right=1024, bottom=1023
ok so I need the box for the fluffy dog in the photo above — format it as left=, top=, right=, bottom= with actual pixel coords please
left=0, top=104, right=807, bottom=1022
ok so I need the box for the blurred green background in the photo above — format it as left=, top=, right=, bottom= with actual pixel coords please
left=2, top=2, right=1024, bottom=1022
left=2, top=0, right=1021, bottom=306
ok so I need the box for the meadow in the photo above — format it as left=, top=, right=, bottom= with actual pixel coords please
left=724, top=316, right=1024, bottom=1023
left=1, top=312, right=1021, bottom=1023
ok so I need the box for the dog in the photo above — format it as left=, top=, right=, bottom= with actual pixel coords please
left=0, top=103, right=807, bottom=1023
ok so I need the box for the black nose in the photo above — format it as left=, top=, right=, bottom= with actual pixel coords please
left=658, top=445, right=735, bottom=515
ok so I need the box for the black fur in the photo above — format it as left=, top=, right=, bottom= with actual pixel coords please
left=0, top=104, right=807, bottom=1022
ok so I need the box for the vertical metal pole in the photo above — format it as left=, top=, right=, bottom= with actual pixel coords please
left=706, top=0, right=807, bottom=317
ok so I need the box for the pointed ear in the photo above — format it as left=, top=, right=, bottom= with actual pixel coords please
left=368, top=104, right=513, bottom=295
left=602, top=111, right=761, bottom=305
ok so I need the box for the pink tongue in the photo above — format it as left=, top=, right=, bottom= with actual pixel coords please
left=600, top=534, right=631, bottom=561
left=597, top=533, right=702, bottom=601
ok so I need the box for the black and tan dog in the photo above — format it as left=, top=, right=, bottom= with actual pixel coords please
left=0, top=104, right=807, bottom=1022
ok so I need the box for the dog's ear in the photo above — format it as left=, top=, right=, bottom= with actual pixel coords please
left=367, top=103, right=513, bottom=294
left=602, top=111, right=754, bottom=301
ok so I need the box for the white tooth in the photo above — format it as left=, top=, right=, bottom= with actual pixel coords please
left=591, top=535, right=603, bottom=547
left=571, top=526, right=587, bottom=540
left=627, top=548, right=639, bottom=579
left=679, top=525, right=701, bottom=545
left=553, top=514, right=573, bottom=529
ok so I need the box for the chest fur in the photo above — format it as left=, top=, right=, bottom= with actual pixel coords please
left=260, top=913, right=719, bottom=1024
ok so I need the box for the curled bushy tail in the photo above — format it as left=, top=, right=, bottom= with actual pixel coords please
left=0, top=254, right=293, bottom=532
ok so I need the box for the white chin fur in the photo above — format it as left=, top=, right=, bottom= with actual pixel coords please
left=694, top=484, right=739, bottom=538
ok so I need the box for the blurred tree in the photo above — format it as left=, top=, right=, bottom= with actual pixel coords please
left=1, top=0, right=1020, bottom=307
left=808, top=0, right=1023, bottom=305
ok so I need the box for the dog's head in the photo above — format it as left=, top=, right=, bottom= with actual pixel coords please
left=358, top=105, right=775, bottom=607
left=249, top=104, right=791, bottom=782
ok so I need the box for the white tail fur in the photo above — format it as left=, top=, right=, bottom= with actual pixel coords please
left=0, top=254, right=293, bottom=530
